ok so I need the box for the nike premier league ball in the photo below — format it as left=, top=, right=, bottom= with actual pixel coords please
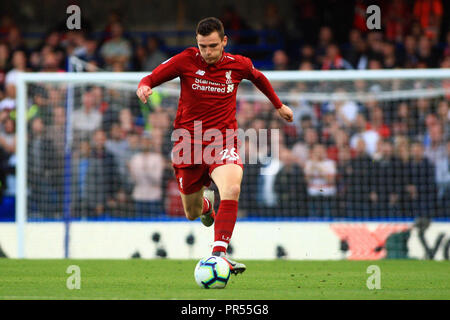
left=194, top=256, right=231, bottom=289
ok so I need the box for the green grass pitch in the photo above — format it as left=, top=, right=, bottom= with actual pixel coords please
left=0, top=259, right=449, bottom=300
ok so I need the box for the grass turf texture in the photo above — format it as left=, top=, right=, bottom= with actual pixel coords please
left=0, top=259, right=449, bottom=300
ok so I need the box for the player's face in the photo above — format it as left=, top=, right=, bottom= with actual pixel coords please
left=196, top=31, right=227, bottom=64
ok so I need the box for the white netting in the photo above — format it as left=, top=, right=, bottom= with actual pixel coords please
left=14, top=69, right=450, bottom=221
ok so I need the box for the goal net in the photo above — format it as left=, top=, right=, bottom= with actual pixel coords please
left=13, top=68, right=450, bottom=256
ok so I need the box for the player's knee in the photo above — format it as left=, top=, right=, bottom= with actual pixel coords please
left=185, top=213, right=197, bottom=221
left=222, top=183, right=241, bottom=200
left=184, top=205, right=201, bottom=221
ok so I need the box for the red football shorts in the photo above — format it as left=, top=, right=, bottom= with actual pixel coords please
left=172, top=138, right=243, bottom=195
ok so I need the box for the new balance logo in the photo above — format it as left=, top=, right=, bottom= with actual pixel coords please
left=195, top=69, right=205, bottom=76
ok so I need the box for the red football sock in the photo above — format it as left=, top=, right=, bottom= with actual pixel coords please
left=212, top=200, right=238, bottom=254
left=202, top=197, right=211, bottom=215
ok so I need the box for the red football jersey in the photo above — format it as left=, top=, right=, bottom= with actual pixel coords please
left=139, top=47, right=282, bottom=144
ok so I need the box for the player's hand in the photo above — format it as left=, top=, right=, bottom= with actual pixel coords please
left=136, top=85, right=153, bottom=104
left=277, top=104, right=293, bottom=122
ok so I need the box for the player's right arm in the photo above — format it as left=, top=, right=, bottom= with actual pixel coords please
left=136, top=50, right=189, bottom=104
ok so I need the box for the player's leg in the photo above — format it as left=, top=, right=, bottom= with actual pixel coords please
left=200, top=189, right=215, bottom=226
left=179, top=186, right=215, bottom=225
left=180, top=186, right=205, bottom=221
left=211, top=163, right=243, bottom=201
left=174, top=165, right=216, bottom=225
left=210, top=163, right=246, bottom=274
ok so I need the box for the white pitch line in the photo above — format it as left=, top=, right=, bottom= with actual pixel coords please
left=0, top=296, right=127, bottom=300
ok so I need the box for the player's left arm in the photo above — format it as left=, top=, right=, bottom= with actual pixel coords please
left=243, top=57, right=293, bottom=122
left=276, top=104, right=294, bottom=122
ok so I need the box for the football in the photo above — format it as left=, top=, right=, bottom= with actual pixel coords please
left=194, top=256, right=231, bottom=289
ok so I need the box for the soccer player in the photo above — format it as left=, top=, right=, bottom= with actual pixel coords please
left=136, top=17, right=293, bottom=274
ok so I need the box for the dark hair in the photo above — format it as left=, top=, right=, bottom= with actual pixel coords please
left=196, top=17, right=225, bottom=39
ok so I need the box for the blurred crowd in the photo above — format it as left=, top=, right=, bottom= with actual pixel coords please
left=0, top=0, right=449, bottom=219
left=236, top=85, right=450, bottom=218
